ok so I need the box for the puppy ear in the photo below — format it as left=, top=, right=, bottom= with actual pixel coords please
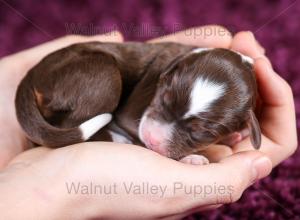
left=247, top=110, right=261, bottom=149
left=160, top=54, right=186, bottom=78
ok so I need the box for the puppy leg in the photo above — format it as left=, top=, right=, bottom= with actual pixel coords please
left=180, top=154, right=210, bottom=165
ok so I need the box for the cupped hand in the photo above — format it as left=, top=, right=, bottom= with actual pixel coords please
left=0, top=26, right=289, bottom=219
left=196, top=31, right=297, bottom=166
left=229, top=31, right=297, bottom=166
left=2, top=142, right=271, bottom=220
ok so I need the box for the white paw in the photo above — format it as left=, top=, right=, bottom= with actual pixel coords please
left=180, top=154, right=210, bottom=165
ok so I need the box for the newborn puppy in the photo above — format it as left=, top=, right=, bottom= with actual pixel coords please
left=15, top=42, right=192, bottom=146
left=15, top=42, right=261, bottom=163
left=138, top=48, right=260, bottom=162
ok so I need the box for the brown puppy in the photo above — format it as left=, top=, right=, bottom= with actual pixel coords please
left=15, top=42, right=260, bottom=162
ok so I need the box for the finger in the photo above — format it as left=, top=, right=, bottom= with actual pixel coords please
left=5, top=31, right=124, bottom=71
left=232, top=135, right=294, bottom=167
left=231, top=58, right=297, bottom=166
left=255, top=58, right=297, bottom=148
left=148, top=25, right=232, bottom=48
left=255, top=40, right=265, bottom=54
left=230, top=31, right=265, bottom=58
left=166, top=151, right=272, bottom=212
left=199, top=144, right=233, bottom=162
left=255, top=58, right=294, bottom=106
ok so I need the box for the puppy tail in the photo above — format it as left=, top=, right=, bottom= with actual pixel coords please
left=15, top=75, right=111, bottom=148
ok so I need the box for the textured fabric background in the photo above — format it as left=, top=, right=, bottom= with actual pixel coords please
left=1, top=0, right=299, bottom=219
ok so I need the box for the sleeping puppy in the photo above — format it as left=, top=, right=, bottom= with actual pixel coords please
left=15, top=42, right=261, bottom=164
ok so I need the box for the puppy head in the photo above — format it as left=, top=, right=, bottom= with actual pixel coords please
left=138, top=48, right=260, bottom=160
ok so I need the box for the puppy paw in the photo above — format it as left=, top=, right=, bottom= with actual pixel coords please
left=220, top=128, right=249, bottom=146
left=180, top=154, right=210, bottom=165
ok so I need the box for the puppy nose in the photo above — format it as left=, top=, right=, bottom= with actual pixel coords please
left=144, top=132, right=168, bottom=155
left=144, top=131, right=161, bottom=147
left=147, top=133, right=160, bottom=147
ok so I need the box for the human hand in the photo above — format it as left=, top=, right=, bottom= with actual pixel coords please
left=0, top=26, right=272, bottom=219
left=167, top=30, right=297, bottom=167
left=0, top=31, right=124, bottom=169
left=224, top=31, right=297, bottom=166
left=1, top=142, right=271, bottom=220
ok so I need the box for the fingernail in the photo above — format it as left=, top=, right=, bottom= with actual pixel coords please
left=246, top=31, right=257, bottom=44
left=256, top=41, right=265, bottom=54
left=251, top=156, right=272, bottom=182
left=246, top=31, right=265, bottom=55
left=246, top=31, right=254, bottom=38
left=264, top=57, right=273, bottom=71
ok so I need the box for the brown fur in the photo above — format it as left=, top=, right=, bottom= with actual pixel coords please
left=15, top=42, right=260, bottom=159
left=145, top=49, right=260, bottom=159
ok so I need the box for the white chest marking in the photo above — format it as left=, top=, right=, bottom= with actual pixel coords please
left=108, top=130, right=132, bottom=144
left=184, top=78, right=225, bottom=118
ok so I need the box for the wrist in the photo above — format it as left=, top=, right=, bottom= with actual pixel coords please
left=59, top=178, right=108, bottom=219
left=0, top=164, right=71, bottom=220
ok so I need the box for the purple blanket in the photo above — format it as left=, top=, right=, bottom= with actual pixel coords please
left=1, top=0, right=299, bottom=219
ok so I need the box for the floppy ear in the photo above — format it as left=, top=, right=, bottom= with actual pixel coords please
left=247, top=110, right=261, bottom=149
left=159, top=53, right=186, bottom=79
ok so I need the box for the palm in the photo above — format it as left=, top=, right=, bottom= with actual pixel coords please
left=0, top=58, right=31, bottom=167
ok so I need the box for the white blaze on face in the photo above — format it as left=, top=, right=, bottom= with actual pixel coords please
left=138, top=111, right=174, bottom=155
left=184, top=78, right=225, bottom=118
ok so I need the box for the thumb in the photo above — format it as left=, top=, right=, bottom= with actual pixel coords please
left=230, top=31, right=265, bottom=57
left=167, top=151, right=272, bottom=213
